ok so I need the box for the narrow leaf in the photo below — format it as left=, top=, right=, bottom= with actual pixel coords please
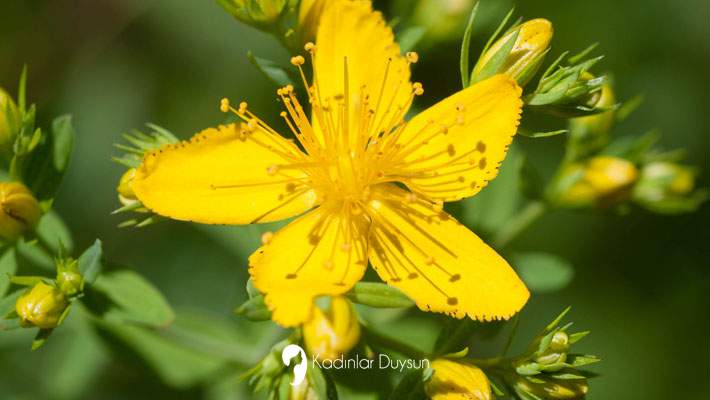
left=459, top=2, right=480, bottom=88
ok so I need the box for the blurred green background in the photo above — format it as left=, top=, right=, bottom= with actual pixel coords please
left=1, top=0, right=708, bottom=399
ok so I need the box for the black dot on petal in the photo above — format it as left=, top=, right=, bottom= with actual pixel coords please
left=449, top=274, right=461, bottom=282
left=447, top=297, right=458, bottom=306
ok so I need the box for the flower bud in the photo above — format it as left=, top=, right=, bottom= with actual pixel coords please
left=0, top=182, right=41, bottom=242
left=303, top=296, right=360, bottom=361
left=515, top=376, right=589, bottom=400
left=219, top=0, right=290, bottom=30
left=555, top=157, right=638, bottom=207
left=549, top=331, right=570, bottom=353
left=16, top=282, right=69, bottom=329
left=426, top=359, right=491, bottom=400
left=289, top=373, right=316, bottom=400
left=0, top=87, right=20, bottom=158
left=473, top=19, right=553, bottom=86
left=568, top=74, right=616, bottom=157
left=56, top=259, right=84, bottom=297
left=632, top=161, right=706, bottom=213
left=117, top=168, right=139, bottom=205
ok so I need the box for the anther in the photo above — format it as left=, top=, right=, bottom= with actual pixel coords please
left=266, top=165, right=279, bottom=175
left=340, top=243, right=352, bottom=252
left=406, top=52, right=419, bottom=64
left=425, top=256, right=435, bottom=265
left=304, top=42, right=316, bottom=52
left=405, top=192, right=418, bottom=204
left=413, top=82, right=424, bottom=96
left=290, top=55, right=305, bottom=66
left=261, top=231, right=274, bottom=245
left=220, top=98, right=230, bottom=113
left=238, top=101, right=248, bottom=114
left=323, top=260, right=334, bottom=270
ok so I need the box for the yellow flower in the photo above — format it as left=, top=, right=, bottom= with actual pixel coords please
left=473, top=19, right=553, bottom=86
left=16, top=282, right=69, bottom=329
left=0, top=182, right=42, bottom=242
left=303, top=296, right=360, bottom=360
left=131, top=0, right=528, bottom=327
left=425, top=359, right=491, bottom=400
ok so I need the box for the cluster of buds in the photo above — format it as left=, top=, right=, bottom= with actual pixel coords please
left=472, top=18, right=554, bottom=87
left=552, top=156, right=638, bottom=208
left=505, top=309, right=597, bottom=399
left=525, top=50, right=611, bottom=119
left=113, top=124, right=178, bottom=227
left=12, top=256, right=84, bottom=333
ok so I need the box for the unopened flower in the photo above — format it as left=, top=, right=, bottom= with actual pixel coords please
left=426, top=359, right=491, bottom=400
left=515, top=376, right=589, bottom=400
left=131, top=0, right=528, bottom=327
left=16, top=282, right=69, bottom=329
left=303, top=296, right=360, bottom=360
left=632, top=161, right=707, bottom=214
left=56, top=258, right=84, bottom=297
left=555, top=156, right=638, bottom=207
left=218, top=0, right=290, bottom=29
left=568, top=74, right=616, bottom=158
left=0, top=87, right=20, bottom=158
left=473, top=19, right=553, bottom=86
left=0, top=182, right=41, bottom=242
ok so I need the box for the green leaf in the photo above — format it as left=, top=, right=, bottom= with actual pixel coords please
left=20, top=114, right=75, bottom=207
left=92, top=270, right=174, bottom=327
left=517, top=129, right=568, bottom=138
left=388, top=368, right=427, bottom=400
left=459, top=2, right=479, bottom=88
left=0, top=290, right=23, bottom=329
left=247, top=51, right=294, bottom=87
left=0, top=247, right=17, bottom=296
left=234, top=295, right=272, bottom=321
left=567, top=354, right=601, bottom=367
left=77, top=239, right=103, bottom=285
left=513, top=252, right=574, bottom=293
left=35, top=210, right=74, bottom=254
left=308, top=363, right=339, bottom=400
left=346, top=282, right=414, bottom=308
left=32, top=327, right=54, bottom=350
left=98, top=320, right=228, bottom=388
left=18, top=65, right=27, bottom=114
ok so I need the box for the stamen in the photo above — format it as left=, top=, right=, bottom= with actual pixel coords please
left=290, top=55, right=305, bottom=66
left=220, top=98, right=230, bottom=113
left=261, top=231, right=274, bottom=245
left=406, top=52, right=419, bottom=64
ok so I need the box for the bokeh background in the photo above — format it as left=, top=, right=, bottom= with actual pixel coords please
left=1, top=0, right=708, bottom=399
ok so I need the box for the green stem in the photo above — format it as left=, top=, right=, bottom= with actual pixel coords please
left=492, top=201, right=547, bottom=249
left=362, top=325, right=428, bottom=360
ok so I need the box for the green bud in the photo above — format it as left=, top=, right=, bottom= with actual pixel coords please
left=473, top=18, right=553, bottom=86
left=632, top=161, right=707, bottom=214
left=16, top=282, right=69, bottom=329
left=515, top=376, right=589, bottom=400
left=218, top=0, right=291, bottom=30
left=568, top=73, right=616, bottom=159
left=0, top=182, right=41, bottom=242
left=553, top=157, right=638, bottom=208
left=549, top=331, right=570, bottom=352
left=0, top=87, right=20, bottom=158
left=56, top=258, right=84, bottom=296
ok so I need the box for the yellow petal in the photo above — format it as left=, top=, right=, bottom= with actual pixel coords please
left=392, top=75, right=522, bottom=201
left=132, top=123, right=318, bottom=224
left=249, top=206, right=368, bottom=327
left=367, top=184, right=529, bottom=321
left=426, top=359, right=491, bottom=400
left=314, top=0, right=412, bottom=142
